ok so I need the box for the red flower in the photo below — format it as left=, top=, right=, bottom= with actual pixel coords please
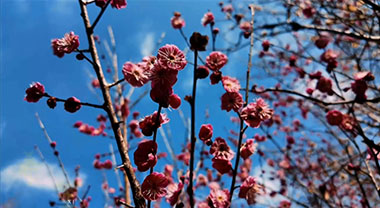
left=111, top=0, right=127, bottom=9
left=122, top=62, right=149, bottom=87
left=207, top=189, right=230, bottom=208
left=222, top=76, right=240, bottom=93
left=279, top=200, right=291, bottom=208
left=206, top=52, right=228, bottom=71
left=51, top=32, right=79, bottom=58
left=139, top=112, right=169, bottom=136
left=102, top=160, right=113, bottom=170
left=241, top=98, right=273, bottom=128
left=238, top=176, right=261, bottom=205
left=210, top=71, right=223, bottom=85
left=171, top=12, right=185, bottom=29
left=210, top=137, right=234, bottom=160
left=196, top=65, right=210, bottom=79
left=157, top=44, right=187, bottom=71
left=201, top=12, right=215, bottom=26
left=141, top=172, right=170, bottom=201
left=240, top=139, right=257, bottom=160
left=150, top=64, right=178, bottom=88
left=326, top=110, right=343, bottom=126
left=166, top=182, right=183, bottom=206
left=134, top=140, right=158, bottom=172
left=262, top=40, right=270, bottom=51
left=315, top=32, right=331, bottom=49
left=316, top=76, right=333, bottom=95
left=199, top=124, right=213, bottom=145
left=25, top=82, right=45, bottom=103
left=168, top=94, right=181, bottom=109
left=212, top=158, right=232, bottom=175
left=239, top=21, right=252, bottom=33
left=221, top=92, right=243, bottom=112
left=64, top=97, right=81, bottom=113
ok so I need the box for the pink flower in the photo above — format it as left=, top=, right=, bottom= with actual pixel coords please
left=25, top=82, right=45, bottom=103
left=207, top=189, right=230, bottom=208
left=212, top=158, right=232, bottom=175
left=210, top=137, right=234, bottom=160
left=157, top=44, right=187, bottom=71
left=201, top=12, right=215, bottom=26
left=171, top=12, right=185, bottom=29
left=177, top=151, right=190, bottom=166
left=221, top=92, right=243, bottom=112
left=222, top=76, right=241, bottom=93
left=111, top=0, right=127, bottom=9
left=64, top=97, right=81, bottom=113
left=51, top=32, right=79, bottom=58
left=206, top=52, right=228, bottom=71
left=326, top=110, right=343, bottom=126
left=199, top=124, right=213, bottom=145
left=141, top=172, right=170, bottom=201
left=122, top=62, right=149, bottom=87
left=240, top=139, right=257, bottom=160
left=166, top=182, right=183, bottom=206
left=340, top=114, right=356, bottom=133
left=139, top=111, right=169, bottom=136
left=239, top=21, right=252, bottom=33
left=238, top=176, right=261, bottom=205
left=150, top=64, right=178, bottom=88
left=222, top=4, right=233, bottom=13
left=134, top=140, right=158, bottom=172
left=320, top=49, right=338, bottom=71
left=241, top=98, right=273, bottom=128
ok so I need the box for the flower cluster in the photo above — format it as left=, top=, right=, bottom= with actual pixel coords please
left=122, top=44, right=187, bottom=107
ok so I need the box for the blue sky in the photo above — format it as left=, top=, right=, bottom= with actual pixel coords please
left=0, top=0, right=291, bottom=207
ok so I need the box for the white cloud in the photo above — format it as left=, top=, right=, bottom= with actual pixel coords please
left=1, top=157, right=83, bottom=192
left=140, top=33, right=155, bottom=57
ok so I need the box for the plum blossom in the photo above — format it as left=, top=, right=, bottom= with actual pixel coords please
left=212, top=158, right=232, bottom=175
left=168, top=94, right=181, bottom=109
left=139, top=111, right=169, bottom=136
left=166, top=182, right=183, bottom=206
left=240, top=139, right=257, bottom=160
left=201, top=12, right=214, bottom=26
left=241, top=98, right=273, bottom=128
left=207, top=189, right=230, bottom=208
left=206, top=52, right=228, bottom=71
left=199, top=124, right=213, bottom=145
left=110, top=0, right=127, bottom=9
left=222, top=76, right=241, bottom=93
left=157, top=44, right=187, bottom=71
left=238, top=176, right=261, bottom=205
left=326, top=110, right=343, bottom=126
left=64, top=97, right=81, bottom=113
left=134, top=140, right=158, bottom=172
left=316, top=76, right=333, bottom=95
left=51, top=32, right=79, bottom=58
left=210, top=137, right=234, bottom=160
left=171, top=12, right=185, bottom=29
left=122, top=62, right=149, bottom=87
left=25, top=82, right=45, bottom=103
left=141, top=172, right=169, bottom=201
left=221, top=92, right=243, bottom=112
